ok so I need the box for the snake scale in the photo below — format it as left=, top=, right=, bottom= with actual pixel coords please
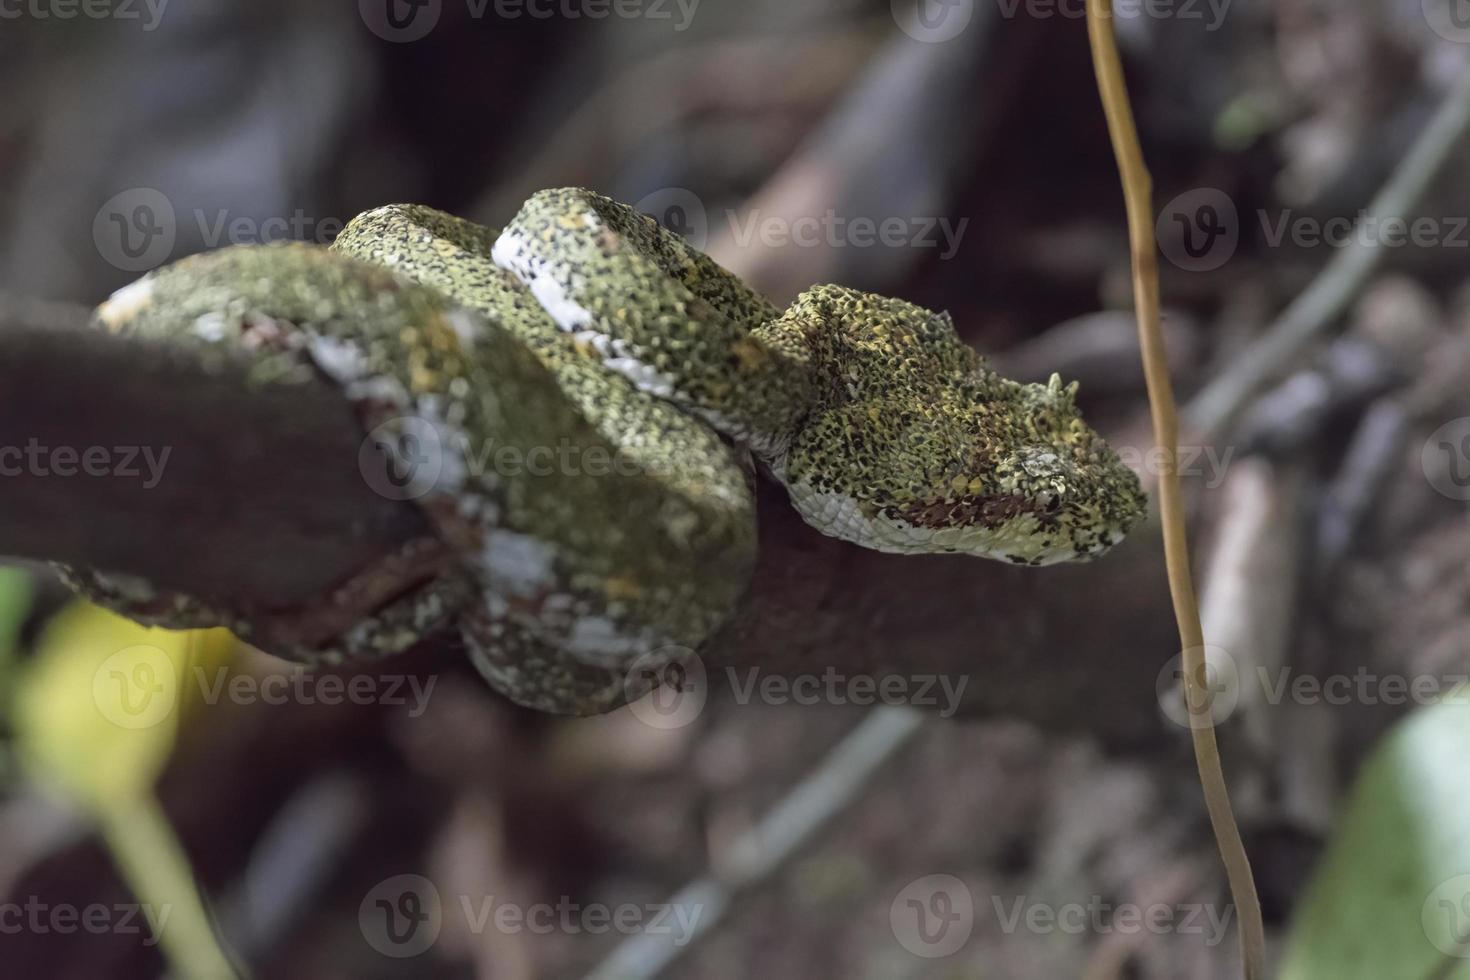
left=70, top=188, right=1147, bottom=714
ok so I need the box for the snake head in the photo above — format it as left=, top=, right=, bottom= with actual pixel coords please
left=771, top=287, right=1147, bottom=565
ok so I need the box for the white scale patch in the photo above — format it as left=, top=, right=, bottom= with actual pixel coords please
left=191, top=311, right=230, bottom=343
left=495, top=228, right=687, bottom=403
left=306, top=334, right=372, bottom=384
left=604, top=355, right=679, bottom=399
left=492, top=230, right=594, bottom=332
left=97, top=277, right=155, bottom=331
left=481, top=529, right=558, bottom=598
left=445, top=308, right=483, bottom=345
left=564, top=615, right=651, bottom=664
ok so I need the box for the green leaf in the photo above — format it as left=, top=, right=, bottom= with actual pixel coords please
left=0, top=565, right=33, bottom=657
left=1280, top=701, right=1470, bottom=980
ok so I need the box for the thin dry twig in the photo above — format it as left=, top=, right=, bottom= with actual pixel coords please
left=1085, top=3, right=1266, bottom=977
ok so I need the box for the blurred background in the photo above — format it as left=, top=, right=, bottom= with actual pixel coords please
left=2, top=0, right=1470, bottom=977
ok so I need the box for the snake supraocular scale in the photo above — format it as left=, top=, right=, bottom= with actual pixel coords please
left=73, top=188, right=1147, bottom=714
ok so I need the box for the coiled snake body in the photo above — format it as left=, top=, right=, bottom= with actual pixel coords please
left=76, top=189, right=1146, bottom=713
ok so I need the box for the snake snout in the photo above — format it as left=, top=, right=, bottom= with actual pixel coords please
left=997, top=436, right=1148, bottom=562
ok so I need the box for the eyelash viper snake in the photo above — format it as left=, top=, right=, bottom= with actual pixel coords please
left=68, top=188, right=1147, bottom=714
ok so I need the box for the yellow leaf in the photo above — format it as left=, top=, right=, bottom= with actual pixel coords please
left=13, top=602, right=235, bottom=810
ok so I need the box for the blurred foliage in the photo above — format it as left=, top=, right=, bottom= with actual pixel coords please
left=12, top=603, right=241, bottom=978
left=1281, top=701, right=1470, bottom=980
left=0, top=567, right=32, bottom=717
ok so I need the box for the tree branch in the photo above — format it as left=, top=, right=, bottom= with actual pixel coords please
left=0, top=299, right=428, bottom=609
